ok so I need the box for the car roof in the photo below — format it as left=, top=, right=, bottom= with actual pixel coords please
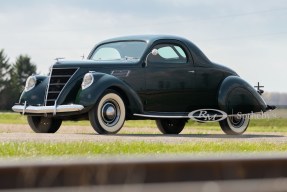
left=92, top=35, right=211, bottom=65
left=98, top=35, right=190, bottom=44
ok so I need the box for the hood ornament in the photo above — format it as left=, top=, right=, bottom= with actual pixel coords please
left=55, top=57, right=65, bottom=61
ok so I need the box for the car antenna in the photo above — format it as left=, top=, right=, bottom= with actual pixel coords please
left=81, top=54, right=85, bottom=60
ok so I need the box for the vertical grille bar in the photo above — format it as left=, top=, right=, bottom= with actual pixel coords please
left=45, top=68, right=78, bottom=106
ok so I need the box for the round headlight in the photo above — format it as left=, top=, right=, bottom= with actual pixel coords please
left=24, top=76, right=37, bottom=92
left=82, top=73, right=94, bottom=90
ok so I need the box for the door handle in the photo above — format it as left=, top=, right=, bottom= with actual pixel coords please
left=188, top=70, right=195, bottom=73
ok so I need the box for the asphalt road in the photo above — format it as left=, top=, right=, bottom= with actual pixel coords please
left=0, top=124, right=286, bottom=143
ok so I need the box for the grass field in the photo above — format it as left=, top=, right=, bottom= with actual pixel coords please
left=1, top=141, right=287, bottom=157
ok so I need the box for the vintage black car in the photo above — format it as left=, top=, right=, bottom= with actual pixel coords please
left=12, top=35, right=274, bottom=135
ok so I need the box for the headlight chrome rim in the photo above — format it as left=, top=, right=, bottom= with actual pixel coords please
left=24, top=76, right=37, bottom=92
left=82, top=72, right=94, bottom=90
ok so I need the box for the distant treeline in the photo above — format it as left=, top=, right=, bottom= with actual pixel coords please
left=0, top=49, right=36, bottom=110
left=263, top=92, right=287, bottom=108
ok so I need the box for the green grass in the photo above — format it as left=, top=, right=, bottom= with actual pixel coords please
left=1, top=141, right=287, bottom=157
left=0, top=113, right=26, bottom=124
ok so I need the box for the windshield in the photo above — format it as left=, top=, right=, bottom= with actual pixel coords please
left=90, top=41, right=147, bottom=62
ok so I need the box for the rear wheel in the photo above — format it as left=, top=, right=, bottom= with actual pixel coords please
left=27, top=116, right=62, bottom=133
left=156, top=119, right=186, bottom=134
left=219, top=115, right=250, bottom=135
left=89, top=90, right=126, bottom=134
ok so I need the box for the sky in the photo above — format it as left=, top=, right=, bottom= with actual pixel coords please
left=0, top=0, right=287, bottom=92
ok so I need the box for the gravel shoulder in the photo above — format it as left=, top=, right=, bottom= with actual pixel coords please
left=0, top=124, right=286, bottom=143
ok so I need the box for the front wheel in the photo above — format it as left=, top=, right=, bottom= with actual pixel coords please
left=27, top=116, right=62, bottom=133
left=156, top=119, right=186, bottom=134
left=89, top=90, right=126, bottom=134
left=219, top=115, right=250, bottom=135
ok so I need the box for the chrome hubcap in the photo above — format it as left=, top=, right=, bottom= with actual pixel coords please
left=229, top=116, right=244, bottom=128
left=104, top=105, right=116, bottom=120
left=101, top=101, right=120, bottom=126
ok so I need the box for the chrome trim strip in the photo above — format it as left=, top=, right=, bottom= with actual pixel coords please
left=133, top=113, right=188, bottom=118
left=53, top=103, right=57, bottom=116
left=44, top=67, right=52, bottom=106
left=12, top=104, right=84, bottom=114
left=134, top=113, right=254, bottom=119
left=23, top=101, right=27, bottom=115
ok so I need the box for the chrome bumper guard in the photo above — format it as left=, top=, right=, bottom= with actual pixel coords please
left=12, top=104, right=84, bottom=114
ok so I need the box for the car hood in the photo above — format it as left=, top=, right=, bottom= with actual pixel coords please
left=52, top=59, right=138, bottom=69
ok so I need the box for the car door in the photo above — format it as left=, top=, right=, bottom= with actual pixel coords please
left=144, top=41, right=196, bottom=112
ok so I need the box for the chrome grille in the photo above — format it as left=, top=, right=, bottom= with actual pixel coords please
left=45, top=68, right=78, bottom=106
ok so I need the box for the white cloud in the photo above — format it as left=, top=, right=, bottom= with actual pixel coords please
left=0, top=0, right=287, bottom=92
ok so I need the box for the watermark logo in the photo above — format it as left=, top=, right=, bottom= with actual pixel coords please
left=236, top=111, right=277, bottom=119
left=188, top=109, right=278, bottom=122
left=188, top=109, right=227, bottom=122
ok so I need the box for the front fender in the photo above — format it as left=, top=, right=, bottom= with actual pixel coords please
left=78, top=73, right=144, bottom=114
left=218, top=76, right=267, bottom=114
left=19, top=75, right=48, bottom=105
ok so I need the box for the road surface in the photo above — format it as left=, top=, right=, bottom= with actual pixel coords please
left=0, top=124, right=286, bottom=143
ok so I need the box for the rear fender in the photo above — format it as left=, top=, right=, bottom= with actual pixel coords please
left=218, top=76, right=267, bottom=114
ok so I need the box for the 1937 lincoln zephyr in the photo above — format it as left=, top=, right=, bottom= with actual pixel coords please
left=12, top=35, right=274, bottom=135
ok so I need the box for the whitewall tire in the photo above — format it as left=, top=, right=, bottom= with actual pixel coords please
left=219, top=115, right=250, bottom=135
left=89, top=90, right=126, bottom=134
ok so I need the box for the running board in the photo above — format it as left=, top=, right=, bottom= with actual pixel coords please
left=133, top=113, right=189, bottom=119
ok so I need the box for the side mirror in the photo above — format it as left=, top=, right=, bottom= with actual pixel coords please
left=145, top=49, right=158, bottom=67
left=151, top=49, right=158, bottom=56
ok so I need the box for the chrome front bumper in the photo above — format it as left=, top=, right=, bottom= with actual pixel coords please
left=12, top=104, right=84, bottom=114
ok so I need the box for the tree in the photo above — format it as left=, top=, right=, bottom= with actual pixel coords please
left=0, top=49, right=10, bottom=92
left=10, top=55, right=37, bottom=92
left=0, top=49, right=11, bottom=110
left=0, top=52, right=37, bottom=110
left=3, top=55, right=37, bottom=110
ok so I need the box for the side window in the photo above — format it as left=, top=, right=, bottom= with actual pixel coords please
left=158, top=46, right=178, bottom=59
left=149, top=44, right=187, bottom=64
left=93, top=48, right=121, bottom=60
